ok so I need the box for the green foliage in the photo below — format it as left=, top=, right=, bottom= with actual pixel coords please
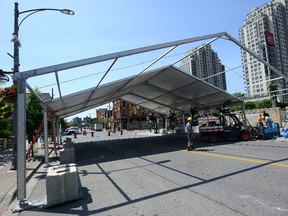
left=277, top=101, right=288, bottom=109
left=255, top=99, right=271, bottom=109
left=0, top=100, right=13, bottom=119
left=268, top=84, right=278, bottom=107
left=93, top=118, right=103, bottom=124
left=0, top=87, right=45, bottom=138
left=0, top=118, right=12, bottom=138
left=213, top=111, right=221, bottom=117
left=232, top=92, right=245, bottom=98
left=26, top=88, right=43, bottom=136
left=244, top=101, right=257, bottom=110
left=60, top=118, right=68, bottom=131
left=230, top=105, right=242, bottom=112
left=268, top=84, right=278, bottom=96
left=0, top=94, right=13, bottom=138
left=0, top=120, right=12, bottom=138
left=230, top=98, right=274, bottom=111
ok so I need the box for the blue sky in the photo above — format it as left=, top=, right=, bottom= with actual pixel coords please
left=0, top=0, right=270, bottom=120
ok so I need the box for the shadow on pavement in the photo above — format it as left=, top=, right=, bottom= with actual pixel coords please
left=16, top=134, right=266, bottom=215
left=73, top=134, right=233, bottom=166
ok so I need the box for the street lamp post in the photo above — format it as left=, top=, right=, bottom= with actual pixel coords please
left=12, top=2, right=74, bottom=202
left=10, top=0, right=74, bottom=176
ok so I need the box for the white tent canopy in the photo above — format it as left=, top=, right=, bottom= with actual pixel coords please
left=45, top=65, right=242, bottom=118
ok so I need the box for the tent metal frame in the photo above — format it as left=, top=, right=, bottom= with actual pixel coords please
left=12, top=31, right=287, bottom=201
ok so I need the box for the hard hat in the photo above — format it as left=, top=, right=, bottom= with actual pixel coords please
left=188, top=117, right=193, bottom=121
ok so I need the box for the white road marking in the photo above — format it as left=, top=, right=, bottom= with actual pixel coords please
left=240, top=195, right=288, bottom=213
left=222, top=145, right=241, bottom=149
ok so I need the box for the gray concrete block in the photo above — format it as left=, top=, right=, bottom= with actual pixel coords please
left=46, top=163, right=79, bottom=206
left=63, top=138, right=74, bottom=149
left=63, top=142, right=74, bottom=149
left=59, top=147, right=75, bottom=164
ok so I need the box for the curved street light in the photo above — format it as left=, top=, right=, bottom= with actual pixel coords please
left=1, top=3, right=74, bottom=86
left=18, top=8, right=75, bottom=28
left=10, top=2, right=74, bottom=174
left=13, top=2, right=75, bottom=76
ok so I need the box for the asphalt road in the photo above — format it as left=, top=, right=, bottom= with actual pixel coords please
left=16, top=131, right=288, bottom=216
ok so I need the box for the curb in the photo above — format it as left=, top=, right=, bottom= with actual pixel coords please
left=0, top=148, right=54, bottom=212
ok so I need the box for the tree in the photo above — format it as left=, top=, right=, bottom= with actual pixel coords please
left=229, top=96, right=279, bottom=112
left=0, top=95, right=13, bottom=138
left=60, top=118, right=68, bottom=131
left=268, top=84, right=278, bottom=108
left=256, top=99, right=272, bottom=109
left=26, top=88, right=43, bottom=138
left=230, top=105, right=242, bottom=112
left=233, top=92, right=245, bottom=98
left=244, top=101, right=256, bottom=110
left=276, top=101, right=288, bottom=109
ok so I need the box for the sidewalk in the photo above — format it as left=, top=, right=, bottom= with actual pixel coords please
left=0, top=146, right=47, bottom=214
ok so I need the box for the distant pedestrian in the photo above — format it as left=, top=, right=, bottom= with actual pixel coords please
left=264, top=115, right=273, bottom=127
left=258, top=113, right=264, bottom=126
left=262, top=111, right=270, bottom=118
left=185, top=117, right=195, bottom=151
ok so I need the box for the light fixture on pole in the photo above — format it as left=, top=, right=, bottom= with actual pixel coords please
left=10, top=2, right=74, bottom=171
left=0, top=69, right=13, bottom=85
left=13, top=3, right=75, bottom=78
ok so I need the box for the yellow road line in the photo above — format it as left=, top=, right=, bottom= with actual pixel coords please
left=182, top=150, right=288, bottom=168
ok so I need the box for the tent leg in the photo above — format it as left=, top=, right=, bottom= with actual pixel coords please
left=43, top=106, right=49, bottom=166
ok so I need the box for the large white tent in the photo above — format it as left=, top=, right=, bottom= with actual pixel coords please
left=45, top=65, right=242, bottom=118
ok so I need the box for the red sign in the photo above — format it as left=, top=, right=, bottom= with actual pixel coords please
left=265, top=31, right=275, bottom=47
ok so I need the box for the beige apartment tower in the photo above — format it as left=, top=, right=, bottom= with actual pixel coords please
left=179, top=44, right=227, bottom=91
left=239, top=0, right=288, bottom=100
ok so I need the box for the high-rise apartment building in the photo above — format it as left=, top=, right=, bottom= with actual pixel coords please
left=179, top=44, right=227, bottom=91
left=239, top=0, right=288, bottom=99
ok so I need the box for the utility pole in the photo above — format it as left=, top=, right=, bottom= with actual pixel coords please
left=11, top=2, right=20, bottom=170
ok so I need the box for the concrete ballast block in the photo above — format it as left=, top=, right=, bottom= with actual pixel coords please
left=63, top=137, right=74, bottom=149
left=63, top=142, right=74, bottom=149
left=46, top=163, right=78, bottom=206
left=59, top=147, right=75, bottom=164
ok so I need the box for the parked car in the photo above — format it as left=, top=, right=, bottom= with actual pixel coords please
left=64, top=127, right=79, bottom=135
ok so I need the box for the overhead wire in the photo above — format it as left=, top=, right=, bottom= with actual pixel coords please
left=38, top=58, right=158, bottom=89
